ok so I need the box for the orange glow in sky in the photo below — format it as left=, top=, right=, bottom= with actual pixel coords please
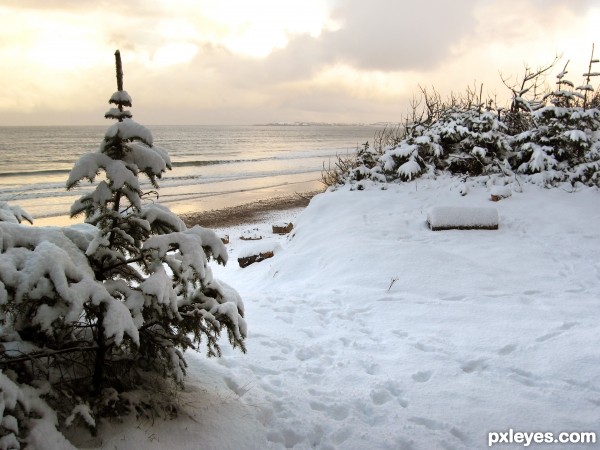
left=0, top=1, right=598, bottom=125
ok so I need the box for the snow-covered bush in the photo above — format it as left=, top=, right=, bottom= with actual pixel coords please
left=510, top=55, right=600, bottom=185
left=378, top=105, right=511, bottom=181
left=511, top=106, right=600, bottom=185
left=0, top=50, right=246, bottom=445
left=325, top=49, right=600, bottom=189
left=322, top=126, right=406, bottom=189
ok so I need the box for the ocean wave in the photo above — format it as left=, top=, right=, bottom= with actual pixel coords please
left=1, top=124, right=378, bottom=221
left=0, top=151, right=344, bottom=179
left=171, top=159, right=240, bottom=167
left=0, top=167, right=322, bottom=203
left=0, top=168, right=72, bottom=177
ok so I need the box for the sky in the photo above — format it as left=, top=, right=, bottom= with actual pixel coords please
left=0, top=0, right=598, bottom=126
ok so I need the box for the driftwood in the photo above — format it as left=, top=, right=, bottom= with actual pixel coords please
left=272, top=222, right=293, bottom=234
left=238, top=251, right=274, bottom=268
left=240, top=228, right=262, bottom=241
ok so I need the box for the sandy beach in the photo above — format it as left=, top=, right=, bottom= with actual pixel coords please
left=179, top=190, right=321, bottom=229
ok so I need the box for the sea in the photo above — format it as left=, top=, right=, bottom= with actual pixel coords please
left=0, top=125, right=381, bottom=226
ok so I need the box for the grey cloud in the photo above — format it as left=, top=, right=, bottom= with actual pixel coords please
left=527, top=0, right=597, bottom=12
left=235, top=0, right=598, bottom=86
left=215, top=0, right=482, bottom=86
left=194, top=0, right=480, bottom=88
left=322, top=0, right=480, bottom=71
left=188, top=1, right=480, bottom=90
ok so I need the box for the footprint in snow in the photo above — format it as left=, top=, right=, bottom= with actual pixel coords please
left=266, top=429, right=304, bottom=448
left=295, top=346, right=321, bottom=361
left=370, top=388, right=393, bottom=405
left=497, top=344, right=517, bottom=355
left=409, top=418, right=470, bottom=446
left=535, top=330, right=562, bottom=342
left=441, top=294, right=466, bottom=302
left=309, top=400, right=350, bottom=421
left=510, top=368, right=544, bottom=387
left=331, top=427, right=353, bottom=445
left=360, top=360, right=381, bottom=376
left=408, top=416, right=446, bottom=431
left=460, top=358, right=487, bottom=374
left=560, top=321, right=579, bottom=330
left=411, top=370, right=433, bottom=383
left=370, top=381, right=409, bottom=408
left=535, top=321, right=579, bottom=342
left=275, top=314, right=293, bottom=324
left=392, top=330, right=409, bottom=338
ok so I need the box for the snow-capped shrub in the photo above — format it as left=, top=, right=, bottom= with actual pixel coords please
left=382, top=106, right=510, bottom=180
left=511, top=107, right=600, bottom=185
left=328, top=49, right=600, bottom=189
left=0, top=50, right=246, bottom=444
left=505, top=57, right=600, bottom=186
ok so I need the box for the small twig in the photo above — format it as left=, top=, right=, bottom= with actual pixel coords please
left=387, top=277, right=399, bottom=292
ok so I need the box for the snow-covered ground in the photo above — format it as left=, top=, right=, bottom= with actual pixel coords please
left=89, top=178, right=600, bottom=449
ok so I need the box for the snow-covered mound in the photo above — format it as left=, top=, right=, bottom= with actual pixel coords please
left=94, top=179, right=600, bottom=450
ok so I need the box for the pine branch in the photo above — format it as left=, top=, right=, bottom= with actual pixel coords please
left=0, top=345, right=99, bottom=368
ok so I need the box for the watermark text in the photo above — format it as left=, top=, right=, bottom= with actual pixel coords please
left=488, top=429, right=596, bottom=447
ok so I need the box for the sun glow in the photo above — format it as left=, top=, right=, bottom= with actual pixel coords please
left=1, top=9, right=104, bottom=72
left=153, top=43, right=199, bottom=66
left=196, top=0, right=333, bottom=57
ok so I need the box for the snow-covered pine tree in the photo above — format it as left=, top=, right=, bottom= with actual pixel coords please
left=66, top=50, right=247, bottom=394
left=512, top=50, right=600, bottom=185
left=0, top=50, right=246, bottom=444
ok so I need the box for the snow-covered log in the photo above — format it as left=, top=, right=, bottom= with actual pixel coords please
left=427, top=206, right=499, bottom=231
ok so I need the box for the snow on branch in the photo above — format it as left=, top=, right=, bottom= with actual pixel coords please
left=109, top=90, right=132, bottom=107
left=105, top=107, right=132, bottom=120
left=143, top=225, right=228, bottom=282
left=125, top=141, right=170, bottom=176
left=105, top=118, right=153, bottom=147
left=0, top=223, right=139, bottom=346
left=0, top=202, right=33, bottom=224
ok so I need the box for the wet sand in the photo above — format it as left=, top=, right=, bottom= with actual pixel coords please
left=179, top=191, right=322, bottom=229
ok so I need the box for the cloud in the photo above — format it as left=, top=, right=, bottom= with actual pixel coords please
left=234, top=0, right=481, bottom=80
left=322, top=0, right=480, bottom=71
left=0, top=0, right=598, bottom=125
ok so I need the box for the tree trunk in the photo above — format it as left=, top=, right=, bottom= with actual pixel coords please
left=92, top=306, right=106, bottom=395
left=115, top=50, right=124, bottom=93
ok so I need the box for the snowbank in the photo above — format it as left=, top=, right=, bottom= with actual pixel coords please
left=94, top=179, right=600, bottom=450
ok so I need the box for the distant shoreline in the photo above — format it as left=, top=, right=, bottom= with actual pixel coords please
left=254, top=122, right=394, bottom=127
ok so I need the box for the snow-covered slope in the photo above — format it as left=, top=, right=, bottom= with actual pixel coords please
left=92, top=178, right=600, bottom=450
